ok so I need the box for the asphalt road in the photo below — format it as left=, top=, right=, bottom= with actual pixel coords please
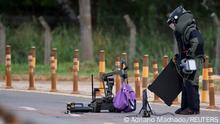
left=0, top=90, right=220, bottom=124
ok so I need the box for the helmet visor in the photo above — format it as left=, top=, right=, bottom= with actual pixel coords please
left=167, top=18, right=172, bottom=25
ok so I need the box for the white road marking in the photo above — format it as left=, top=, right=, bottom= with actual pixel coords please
left=69, top=114, right=81, bottom=117
left=19, top=106, right=37, bottom=111
left=103, top=122, right=114, bottom=124
left=2, top=89, right=220, bottom=112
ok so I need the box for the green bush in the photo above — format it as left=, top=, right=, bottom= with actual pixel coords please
left=1, top=22, right=217, bottom=75
left=6, top=23, right=41, bottom=63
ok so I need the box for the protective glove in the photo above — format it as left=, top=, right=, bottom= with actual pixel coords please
left=186, top=48, right=194, bottom=58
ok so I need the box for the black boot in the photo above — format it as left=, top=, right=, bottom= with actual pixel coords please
left=179, top=108, right=200, bottom=115
left=175, top=108, right=183, bottom=114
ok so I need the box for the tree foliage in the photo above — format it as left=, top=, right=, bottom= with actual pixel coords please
left=0, top=0, right=219, bottom=67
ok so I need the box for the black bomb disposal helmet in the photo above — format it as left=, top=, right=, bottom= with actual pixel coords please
left=167, top=6, right=188, bottom=25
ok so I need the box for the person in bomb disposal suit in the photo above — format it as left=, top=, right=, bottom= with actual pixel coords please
left=167, top=6, right=205, bottom=115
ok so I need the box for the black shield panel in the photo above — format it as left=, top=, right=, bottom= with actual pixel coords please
left=148, top=60, right=183, bottom=106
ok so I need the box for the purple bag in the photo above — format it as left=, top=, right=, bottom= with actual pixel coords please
left=113, top=82, right=136, bottom=112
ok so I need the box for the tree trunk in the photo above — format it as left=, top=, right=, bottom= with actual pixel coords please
left=57, top=0, right=78, bottom=22
left=124, top=14, right=137, bottom=63
left=211, top=13, right=220, bottom=74
left=39, top=16, right=52, bottom=65
left=215, top=27, right=220, bottom=74
left=0, top=21, right=6, bottom=64
left=79, top=0, right=94, bottom=61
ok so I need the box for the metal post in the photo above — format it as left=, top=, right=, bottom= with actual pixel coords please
left=152, top=60, right=160, bottom=102
left=28, top=47, right=36, bottom=90
left=121, top=52, right=128, bottom=64
left=99, top=50, right=105, bottom=93
left=5, top=45, right=12, bottom=89
left=134, top=58, right=141, bottom=100
left=207, top=64, right=218, bottom=109
left=201, top=56, right=209, bottom=103
left=115, top=56, right=121, bottom=94
left=142, top=55, right=149, bottom=90
left=50, top=48, right=57, bottom=92
left=72, top=49, right=79, bottom=94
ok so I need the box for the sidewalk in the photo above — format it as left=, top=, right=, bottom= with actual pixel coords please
left=0, top=79, right=220, bottom=110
